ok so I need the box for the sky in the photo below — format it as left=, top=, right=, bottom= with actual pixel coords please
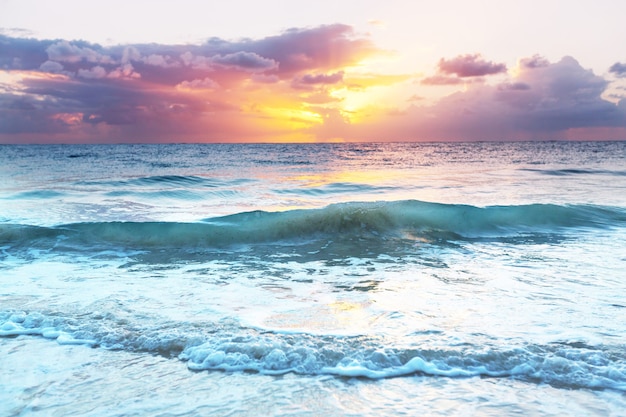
left=1, top=0, right=626, bottom=143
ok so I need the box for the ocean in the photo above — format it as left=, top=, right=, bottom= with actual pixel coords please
left=1, top=141, right=625, bottom=416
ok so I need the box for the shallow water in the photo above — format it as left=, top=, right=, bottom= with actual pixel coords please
left=1, top=142, right=626, bottom=416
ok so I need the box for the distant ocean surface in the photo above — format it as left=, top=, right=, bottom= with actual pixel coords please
left=1, top=142, right=625, bottom=416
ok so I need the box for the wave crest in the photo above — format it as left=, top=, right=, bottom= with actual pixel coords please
left=1, top=200, right=624, bottom=251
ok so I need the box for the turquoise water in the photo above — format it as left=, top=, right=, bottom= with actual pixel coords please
left=1, top=142, right=626, bottom=416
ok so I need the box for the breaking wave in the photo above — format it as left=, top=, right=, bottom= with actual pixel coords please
left=1, top=200, right=625, bottom=252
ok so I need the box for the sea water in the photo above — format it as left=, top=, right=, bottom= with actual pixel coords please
left=1, top=142, right=625, bottom=416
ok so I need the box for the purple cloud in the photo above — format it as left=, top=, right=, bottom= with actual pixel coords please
left=437, top=56, right=623, bottom=135
left=210, top=51, right=278, bottom=71
left=204, top=24, right=378, bottom=76
left=292, top=71, right=344, bottom=89
left=1, top=24, right=374, bottom=83
left=497, top=82, right=531, bottom=91
left=609, top=62, right=626, bottom=77
left=46, top=40, right=114, bottom=64
left=0, top=35, right=51, bottom=69
left=438, top=54, right=507, bottom=77
left=299, top=71, right=344, bottom=85
left=519, top=55, right=549, bottom=69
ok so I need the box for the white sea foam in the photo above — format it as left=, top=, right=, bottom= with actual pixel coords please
left=2, top=310, right=625, bottom=392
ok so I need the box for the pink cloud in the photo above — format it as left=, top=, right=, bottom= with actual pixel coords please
left=519, top=55, right=550, bottom=69
left=421, top=75, right=464, bottom=85
left=251, top=73, right=280, bottom=84
left=176, top=77, right=220, bottom=90
left=299, top=71, right=344, bottom=85
left=421, top=54, right=506, bottom=87
left=292, top=71, right=344, bottom=89
left=107, top=63, right=141, bottom=79
left=438, top=54, right=507, bottom=77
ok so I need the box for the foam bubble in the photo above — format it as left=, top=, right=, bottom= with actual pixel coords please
left=2, top=311, right=625, bottom=391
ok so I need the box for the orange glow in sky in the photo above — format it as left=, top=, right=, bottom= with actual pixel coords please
left=1, top=0, right=626, bottom=143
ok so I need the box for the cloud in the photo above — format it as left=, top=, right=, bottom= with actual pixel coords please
left=519, top=55, right=549, bottom=69
left=0, top=24, right=383, bottom=142
left=46, top=40, right=114, bottom=64
left=210, top=51, right=278, bottom=71
left=4, top=25, right=623, bottom=143
left=77, top=65, right=107, bottom=79
left=467, top=56, right=619, bottom=134
left=142, top=54, right=180, bottom=68
left=407, top=94, right=425, bottom=102
left=176, top=77, right=220, bottom=91
left=609, top=62, right=626, bottom=77
left=421, top=75, right=464, bottom=85
left=107, top=63, right=141, bottom=79
left=421, top=53, right=506, bottom=87
left=39, top=60, right=64, bottom=73
left=0, top=35, right=51, bottom=69
left=298, top=71, right=344, bottom=85
left=179, top=51, right=214, bottom=70
left=1, top=24, right=376, bottom=82
left=0, top=28, right=36, bottom=38
left=438, top=54, right=507, bottom=77
left=0, top=94, right=58, bottom=134
left=321, top=55, right=626, bottom=141
left=292, top=71, right=344, bottom=89
left=251, top=73, right=280, bottom=84
left=121, top=46, right=141, bottom=64
left=210, top=24, right=380, bottom=76
left=3, top=70, right=220, bottom=137
left=496, top=82, right=531, bottom=91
